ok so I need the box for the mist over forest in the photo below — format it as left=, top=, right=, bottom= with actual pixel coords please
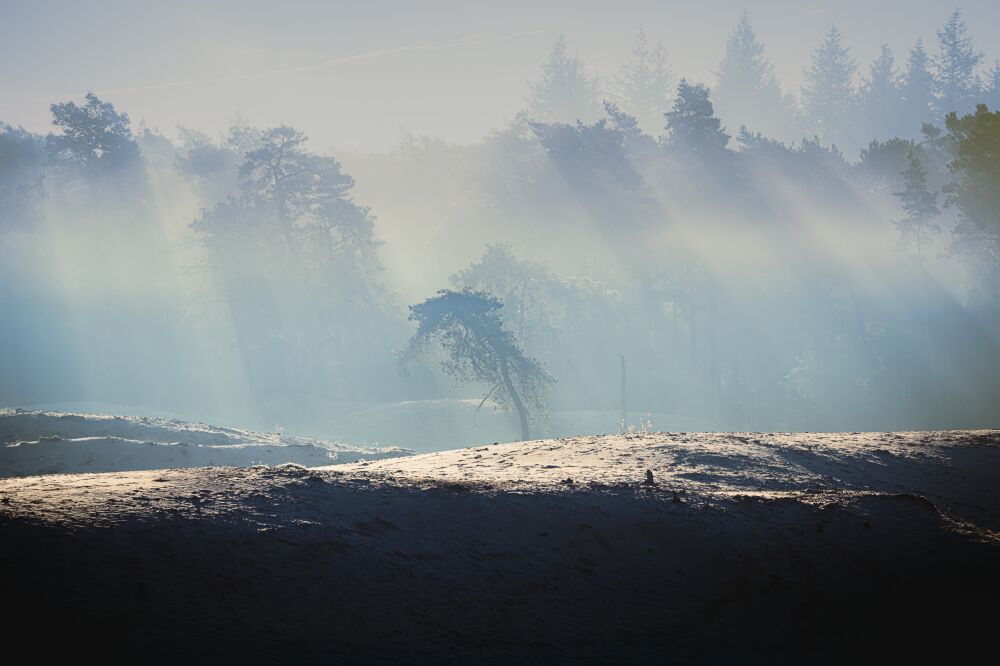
left=2, top=6, right=1000, bottom=450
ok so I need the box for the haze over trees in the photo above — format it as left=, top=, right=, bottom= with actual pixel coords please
left=894, top=151, right=939, bottom=255
left=933, top=9, right=984, bottom=118
left=611, top=28, right=674, bottom=135
left=2, top=7, right=999, bottom=445
left=900, top=39, right=937, bottom=134
left=945, top=104, right=1000, bottom=334
left=183, top=124, right=397, bottom=409
left=712, top=13, right=794, bottom=143
left=802, top=26, right=858, bottom=151
left=526, top=35, right=601, bottom=124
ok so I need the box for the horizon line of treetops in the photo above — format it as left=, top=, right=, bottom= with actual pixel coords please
left=2, top=7, right=998, bottom=277
left=2, top=8, right=996, bottom=162
left=524, top=8, right=996, bottom=155
left=2, top=7, right=997, bottom=271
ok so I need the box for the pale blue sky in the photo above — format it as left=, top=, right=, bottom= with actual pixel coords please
left=2, top=1, right=997, bottom=151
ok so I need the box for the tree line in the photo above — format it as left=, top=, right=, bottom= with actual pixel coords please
left=1, top=8, right=998, bottom=438
left=529, top=9, right=998, bottom=153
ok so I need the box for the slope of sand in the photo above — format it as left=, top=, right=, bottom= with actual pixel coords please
left=0, top=409, right=410, bottom=477
left=2, top=430, right=999, bottom=662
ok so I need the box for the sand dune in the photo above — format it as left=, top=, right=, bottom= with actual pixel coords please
left=0, top=409, right=410, bottom=477
left=2, top=430, right=998, bottom=662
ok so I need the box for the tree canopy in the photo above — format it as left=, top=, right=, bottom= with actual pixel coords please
left=405, top=289, right=554, bottom=440
left=945, top=105, right=1000, bottom=318
left=933, top=9, right=983, bottom=117
left=47, top=92, right=141, bottom=172
left=664, top=79, right=730, bottom=152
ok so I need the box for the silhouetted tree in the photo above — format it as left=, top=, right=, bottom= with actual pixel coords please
left=860, top=44, right=904, bottom=140
left=611, top=28, right=673, bottom=135
left=405, top=289, right=554, bottom=440
left=713, top=12, right=793, bottom=142
left=601, top=101, right=659, bottom=161
left=194, top=125, right=380, bottom=273
left=46, top=93, right=141, bottom=173
left=190, top=124, right=386, bottom=398
left=530, top=115, right=638, bottom=183
left=901, top=39, right=937, bottom=133
left=527, top=35, right=601, bottom=123
left=239, top=126, right=316, bottom=227
left=529, top=114, right=645, bottom=223
left=664, top=79, right=729, bottom=151
left=932, top=9, right=983, bottom=117
left=802, top=26, right=857, bottom=150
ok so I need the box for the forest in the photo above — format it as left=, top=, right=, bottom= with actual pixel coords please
left=2, top=8, right=999, bottom=447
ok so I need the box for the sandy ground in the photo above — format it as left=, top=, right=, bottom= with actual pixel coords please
left=2, top=430, right=999, bottom=663
left=0, top=409, right=410, bottom=477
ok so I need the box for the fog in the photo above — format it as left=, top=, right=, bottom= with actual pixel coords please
left=2, top=3, right=999, bottom=450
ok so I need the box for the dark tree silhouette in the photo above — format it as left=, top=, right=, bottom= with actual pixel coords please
left=664, top=79, right=729, bottom=151
left=47, top=93, right=141, bottom=172
left=405, top=289, right=554, bottom=441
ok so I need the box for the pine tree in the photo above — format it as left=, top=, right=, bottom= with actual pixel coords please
left=893, top=152, right=939, bottom=256
left=860, top=44, right=903, bottom=140
left=405, top=289, right=554, bottom=441
left=664, top=79, right=730, bottom=152
left=933, top=9, right=983, bottom=117
left=713, top=12, right=792, bottom=141
left=527, top=35, right=601, bottom=123
left=900, top=39, right=937, bottom=133
left=611, top=28, right=673, bottom=135
left=802, top=26, right=858, bottom=150
left=47, top=92, right=142, bottom=172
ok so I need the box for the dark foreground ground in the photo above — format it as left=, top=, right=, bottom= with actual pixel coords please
left=2, top=431, right=999, bottom=664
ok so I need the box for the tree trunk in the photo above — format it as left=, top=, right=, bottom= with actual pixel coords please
left=499, top=356, right=530, bottom=441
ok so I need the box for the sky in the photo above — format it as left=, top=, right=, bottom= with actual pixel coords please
left=2, top=0, right=999, bottom=153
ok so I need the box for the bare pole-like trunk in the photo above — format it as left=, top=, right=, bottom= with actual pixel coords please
left=499, top=356, right=530, bottom=441
left=618, top=353, right=628, bottom=428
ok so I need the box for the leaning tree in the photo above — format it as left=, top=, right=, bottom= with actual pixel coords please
left=404, top=289, right=554, bottom=441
